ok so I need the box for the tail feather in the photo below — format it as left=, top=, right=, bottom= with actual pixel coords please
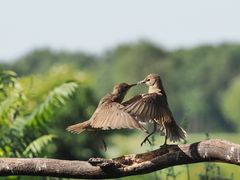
left=66, top=120, right=91, bottom=134
left=164, top=121, right=187, bottom=142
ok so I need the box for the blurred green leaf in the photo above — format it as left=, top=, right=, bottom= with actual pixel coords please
left=23, top=134, right=56, bottom=157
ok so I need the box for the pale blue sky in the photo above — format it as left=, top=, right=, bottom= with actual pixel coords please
left=1, top=0, right=240, bottom=61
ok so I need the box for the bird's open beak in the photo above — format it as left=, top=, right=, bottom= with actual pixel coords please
left=129, top=83, right=137, bottom=87
left=137, top=80, right=145, bottom=84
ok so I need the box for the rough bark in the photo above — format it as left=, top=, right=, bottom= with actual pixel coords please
left=0, top=139, right=239, bottom=179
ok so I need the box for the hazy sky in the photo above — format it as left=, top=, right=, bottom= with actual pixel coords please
left=1, top=0, right=240, bottom=61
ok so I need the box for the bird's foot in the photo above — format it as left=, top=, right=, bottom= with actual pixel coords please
left=160, top=143, right=169, bottom=149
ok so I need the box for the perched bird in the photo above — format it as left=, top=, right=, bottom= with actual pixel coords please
left=123, top=73, right=187, bottom=146
left=66, top=83, right=145, bottom=149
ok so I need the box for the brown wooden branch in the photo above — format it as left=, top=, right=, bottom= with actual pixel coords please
left=0, top=139, right=240, bottom=179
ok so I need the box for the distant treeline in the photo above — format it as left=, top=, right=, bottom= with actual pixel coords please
left=2, top=41, right=240, bottom=132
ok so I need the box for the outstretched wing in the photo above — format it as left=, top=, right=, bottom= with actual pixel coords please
left=90, top=102, right=144, bottom=130
left=123, top=93, right=187, bottom=142
left=123, top=93, right=172, bottom=124
left=122, top=94, right=142, bottom=106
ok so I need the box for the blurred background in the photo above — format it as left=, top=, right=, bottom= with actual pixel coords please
left=1, top=0, right=240, bottom=179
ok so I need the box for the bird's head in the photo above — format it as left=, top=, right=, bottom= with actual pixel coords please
left=137, top=73, right=160, bottom=87
left=112, top=83, right=136, bottom=95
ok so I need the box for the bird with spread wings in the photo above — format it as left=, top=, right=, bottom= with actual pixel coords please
left=123, top=74, right=187, bottom=146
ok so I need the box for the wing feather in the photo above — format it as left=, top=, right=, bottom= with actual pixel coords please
left=123, top=93, right=173, bottom=124
left=90, top=102, right=144, bottom=130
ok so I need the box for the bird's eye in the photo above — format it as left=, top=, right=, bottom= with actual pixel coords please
left=146, top=79, right=150, bottom=81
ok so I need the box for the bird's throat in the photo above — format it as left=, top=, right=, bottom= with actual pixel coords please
left=148, top=86, right=161, bottom=93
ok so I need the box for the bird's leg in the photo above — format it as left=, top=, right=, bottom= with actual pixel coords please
left=164, top=135, right=167, bottom=145
left=101, top=138, right=107, bottom=152
left=140, top=123, right=157, bottom=146
left=94, top=131, right=107, bottom=151
left=140, top=133, right=153, bottom=146
left=160, top=136, right=168, bottom=148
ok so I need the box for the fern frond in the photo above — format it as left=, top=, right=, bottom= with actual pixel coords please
left=2, top=81, right=78, bottom=157
left=0, top=70, right=17, bottom=89
left=25, top=81, right=78, bottom=128
left=23, top=134, right=56, bottom=157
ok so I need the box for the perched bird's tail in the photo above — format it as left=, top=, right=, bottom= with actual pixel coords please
left=66, top=120, right=91, bottom=134
left=164, top=121, right=187, bottom=143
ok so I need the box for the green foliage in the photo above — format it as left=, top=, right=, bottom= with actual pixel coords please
left=26, top=81, right=78, bottom=129
left=0, top=41, right=240, bottom=178
left=91, top=40, right=167, bottom=98
left=4, top=42, right=240, bottom=133
left=9, top=49, right=97, bottom=75
left=3, top=41, right=240, bottom=133
left=0, top=70, right=17, bottom=90
left=23, top=134, right=56, bottom=157
left=198, top=163, right=234, bottom=180
left=17, top=65, right=102, bottom=159
left=46, top=83, right=102, bottom=160
left=0, top=70, right=79, bottom=158
left=0, top=70, right=25, bottom=128
left=83, top=42, right=240, bottom=132
left=221, top=75, right=240, bottom=131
